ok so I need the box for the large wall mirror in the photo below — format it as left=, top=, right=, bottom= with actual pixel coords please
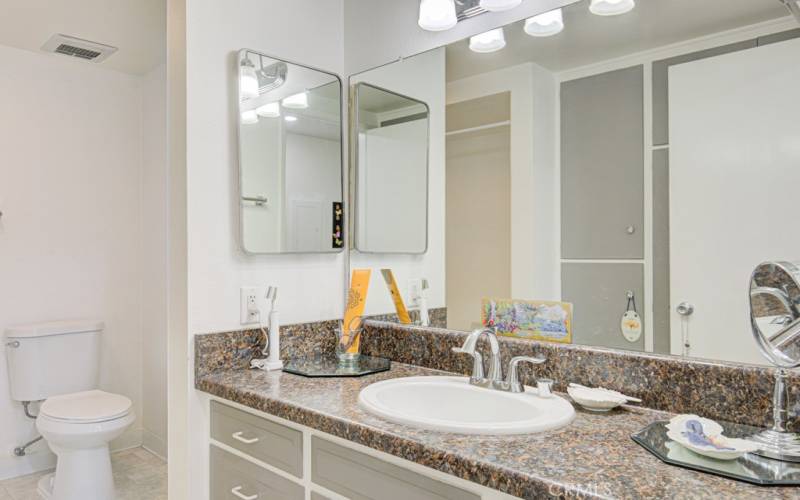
left=349, top=0, right=800, bottom=366
left=237, top=49, right=344, bottom=254
left=353, top=83, right=430, bottom=254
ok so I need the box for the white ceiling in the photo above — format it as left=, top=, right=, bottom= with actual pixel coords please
left=0, top=0, right=165, bottom=75
left=447, top=0, right=792, bottom=80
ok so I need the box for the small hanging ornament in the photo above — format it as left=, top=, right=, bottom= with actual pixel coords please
left=621, top=290, right=642, bottom=342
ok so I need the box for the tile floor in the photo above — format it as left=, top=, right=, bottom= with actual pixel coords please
left=0, top=447, right=166, bottom=500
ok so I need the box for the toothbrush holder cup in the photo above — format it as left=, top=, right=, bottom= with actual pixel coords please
left=335, top=317, right=364, bottom=364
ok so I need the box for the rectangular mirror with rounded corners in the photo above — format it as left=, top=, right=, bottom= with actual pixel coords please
left=347, top=0, right=800, bottom=367
left=237, top=49, right=344, bottom=254
left=353, top=82, right=430, bottom=254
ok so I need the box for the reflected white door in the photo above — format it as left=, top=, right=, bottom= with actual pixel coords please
left=669, top=38, right=800, bottom=365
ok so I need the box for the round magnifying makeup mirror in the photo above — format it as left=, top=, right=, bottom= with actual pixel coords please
left=749, top=261, right=800, bottom=462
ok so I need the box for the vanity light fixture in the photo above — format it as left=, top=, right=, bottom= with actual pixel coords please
left=285, top=115, right=298, bottom=122
left=240, top=59, right=259, bottom=99
left=241, top=109, right=258, bottom=125
left=479, top=0, right=522, bottom=12
left=589, top=0, right=635, bottom=16
left=469, top=28, right=506, bottom=53
left=282, top=92, right=308, bottom=109
left=418, top=0, right=458, bottom=31
left=524, top=8, right=564, bottom=37
left=256, top=102, right=281, bottom=118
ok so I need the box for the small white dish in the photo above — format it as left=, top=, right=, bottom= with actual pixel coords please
left=568, top=383, right=642, bottom=403
left=567, top=385, right=627, bottom=412
left=665, top=414, right=760, bottom=461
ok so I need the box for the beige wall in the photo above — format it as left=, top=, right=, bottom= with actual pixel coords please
left=446, top=117, right=511, bottom=331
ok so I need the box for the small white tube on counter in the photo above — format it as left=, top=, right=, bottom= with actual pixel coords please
left=418, top=278, right=430, bottom=327
left=263, top=309, right=283, bottom=370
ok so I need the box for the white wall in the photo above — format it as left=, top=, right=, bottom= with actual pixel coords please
left=186, top=0, right=346, bottom=335
left=358, top=121, right=429, bottom=253
left=284, top=133, right=342, bottom=252
left=240, top=118, right=283, bottom=253
left=141, top=63, right=169, bottom=459
left=0, top=44, right=164, bottom=478
left=183, top=1, right=345, bottom=498
left=350, top=48, right=446, bottom=317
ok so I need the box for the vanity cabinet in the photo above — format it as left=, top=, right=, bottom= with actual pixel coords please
left=208, top=400, right=490, bottom=500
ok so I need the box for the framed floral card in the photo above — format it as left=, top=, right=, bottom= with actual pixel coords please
left=481, top=298, right=573, bottom=344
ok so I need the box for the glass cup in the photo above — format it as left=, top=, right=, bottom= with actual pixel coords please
left=336, top=318, right=363, bottom=365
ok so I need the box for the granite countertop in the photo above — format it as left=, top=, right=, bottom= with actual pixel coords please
left=196, top=362, right=800, bottom=499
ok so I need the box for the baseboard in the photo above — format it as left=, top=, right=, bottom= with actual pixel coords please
left=111, top=426, right=143, bottom=453
left=0, top=448, right=56, bottom=481
left=141, top=429, right=168, bottom=460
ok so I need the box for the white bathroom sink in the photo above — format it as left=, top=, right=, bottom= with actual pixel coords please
left=358, top=376, right=575, bottom=435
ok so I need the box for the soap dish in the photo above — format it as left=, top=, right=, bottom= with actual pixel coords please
left=567, top=383, right=639, bottom=412
left=665, top=414, right=760, bottom=461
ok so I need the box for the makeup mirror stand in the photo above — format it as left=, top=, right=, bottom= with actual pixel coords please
left=749, top=261, right=800, bottom=462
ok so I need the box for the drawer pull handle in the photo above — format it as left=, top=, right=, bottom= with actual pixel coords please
left=231, top=431, right=259, bottom=444
left=231, top=486, right=258, bottom=500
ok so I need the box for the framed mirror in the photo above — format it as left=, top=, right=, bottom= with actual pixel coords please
left=353, top=83, right=430, bottom=254
left=348, top=0, right=800, bottom=366
left=237, top=49, right=344, bottom=254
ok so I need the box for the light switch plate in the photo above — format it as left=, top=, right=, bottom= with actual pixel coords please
left=240, top=287, right=261, bottom=324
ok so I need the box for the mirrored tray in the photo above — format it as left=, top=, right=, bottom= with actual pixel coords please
left=282, top=354, right=390, bottom=378
left=633, top=421, right=800, bottom=486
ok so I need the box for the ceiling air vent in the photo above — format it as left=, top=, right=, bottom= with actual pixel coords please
left=41, top=34, right=118, bottom=63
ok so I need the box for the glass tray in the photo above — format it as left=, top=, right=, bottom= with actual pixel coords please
left=282, top=354, right=390, bottom=378
left=632, top=421, right=800, bottom=486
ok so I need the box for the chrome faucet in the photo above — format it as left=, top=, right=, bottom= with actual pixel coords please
left=452, top=327, right=547, bottom=393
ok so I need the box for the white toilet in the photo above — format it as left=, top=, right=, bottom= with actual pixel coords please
left=4, top=320, right=135, bottom=500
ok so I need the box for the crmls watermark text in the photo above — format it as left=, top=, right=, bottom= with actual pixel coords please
left=548, top=482, right=613, bottom=499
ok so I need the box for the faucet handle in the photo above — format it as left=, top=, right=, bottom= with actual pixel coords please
left=506, top=356, right=546, bottom=393
left=451, top=347, right=484, bottom=381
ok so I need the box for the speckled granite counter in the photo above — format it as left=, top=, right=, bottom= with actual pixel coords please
left=196, top=363, right=800, bottom=500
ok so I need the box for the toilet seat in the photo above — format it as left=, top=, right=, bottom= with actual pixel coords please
left=40, top=390, right=132, bottom=423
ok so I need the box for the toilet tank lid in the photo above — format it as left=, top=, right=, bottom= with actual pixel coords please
left=4, top=320, right=104, bottom=339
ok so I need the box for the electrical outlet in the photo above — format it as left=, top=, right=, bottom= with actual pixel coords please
left=240, top=287, right=261, bottom=324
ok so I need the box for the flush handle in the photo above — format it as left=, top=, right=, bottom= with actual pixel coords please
left=231, top=431, right=259, bottom=445
left=231, top=486, right=258, bottom=500
left=6, top=341, right=20, bottom=348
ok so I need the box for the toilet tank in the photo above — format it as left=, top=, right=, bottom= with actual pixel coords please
left=5, top=320, right=104, bottom=402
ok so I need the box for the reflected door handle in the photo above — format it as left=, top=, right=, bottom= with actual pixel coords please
left=676, top=302, right=694, bottom=316
left=231, top=486, right=258, bottom=500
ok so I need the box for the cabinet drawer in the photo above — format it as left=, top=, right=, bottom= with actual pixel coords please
left=210, top=400, right=303, bottom=478
left=311, top=437, right=480, bottom=500
left=211, top=445, right=304, bottom=500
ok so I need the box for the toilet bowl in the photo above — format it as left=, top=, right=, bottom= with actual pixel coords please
left=35, top=390, right=134, bottom=500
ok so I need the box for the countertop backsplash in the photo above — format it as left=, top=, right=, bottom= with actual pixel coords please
left=195, top=318, right=798, bottom=430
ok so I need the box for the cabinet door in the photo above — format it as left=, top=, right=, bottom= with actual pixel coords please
left=311, top=436, right=479, bottom=500
left=210, top=445, right=304, bottom=500
left=561, top=65, right=644, bottom=259
left=562, top=263, right=645, bottom=351
left=210, top=400, right=303, bottom=478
